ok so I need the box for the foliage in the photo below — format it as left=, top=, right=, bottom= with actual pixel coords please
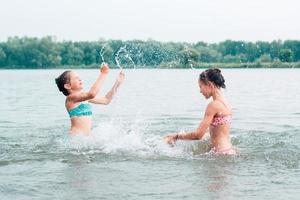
left=0, top=36, right=300, bottom=68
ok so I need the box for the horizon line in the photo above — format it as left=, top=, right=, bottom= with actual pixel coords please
left=1, top=35, right=299, bottom=44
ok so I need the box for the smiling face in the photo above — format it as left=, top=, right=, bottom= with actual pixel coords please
left=64, top=71, right=83, bottom=93
left=70, top=71, right=83, bottom=90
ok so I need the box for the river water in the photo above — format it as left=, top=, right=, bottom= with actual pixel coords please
left=0, top=69, right=299, bottom=199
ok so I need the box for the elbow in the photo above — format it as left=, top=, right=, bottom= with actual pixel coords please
left=104, top=96, right=112, bottom=105
left=104, top=99, right=111, bottom=105
left=195, top=130, right=204, bottom=140
left=197, top=135, right=203, bottom=140
left=88, top=92, right=97, bottom=99
left=195, top=134, right=202, bottom=140
left=102, top=101, right=109, bottom=105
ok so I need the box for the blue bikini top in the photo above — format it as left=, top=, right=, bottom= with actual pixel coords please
left=67, top=103, right=92, bottom=118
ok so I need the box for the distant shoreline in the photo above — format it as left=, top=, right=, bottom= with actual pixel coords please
left=1, top=62, right=299, bottom=69
left=1, top=37, right=300, bottom=69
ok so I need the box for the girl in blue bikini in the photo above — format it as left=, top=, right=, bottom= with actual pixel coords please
left=164, top=68, right=237, bottom=155
left=55, top=64, right=125, bottom=135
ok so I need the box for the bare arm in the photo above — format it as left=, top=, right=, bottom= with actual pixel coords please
left=68, top=64, right=109, bottom=103
left=164, top=102, right=216, bottom=144
left=89, top=71, right=125, bottom=105
left=177, top=114, right=213, bottom=140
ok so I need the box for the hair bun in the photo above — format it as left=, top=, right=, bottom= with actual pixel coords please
left=199, top=68, right=226, bottom=89
left=213, top=68, right=221, bottom=74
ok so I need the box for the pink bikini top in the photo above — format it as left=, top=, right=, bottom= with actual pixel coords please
left=211, top=115, right=232, bottom=126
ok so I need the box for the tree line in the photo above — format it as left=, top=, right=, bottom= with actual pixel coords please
left=0, top=36, right=300, bottom=68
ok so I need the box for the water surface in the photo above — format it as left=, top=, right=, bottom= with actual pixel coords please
left=0, top=69, right=299, bottom=199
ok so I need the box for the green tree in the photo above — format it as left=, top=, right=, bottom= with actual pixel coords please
left=0, top=47, right=7, bottom=66
left=270, top=40, right=283, bottom=60
left=223, top=55, right=241, bottom=63
left=196, top=47, right=221, bottom=63
left=283, top=40, right=300, bottom=61
left=179, top=47, right=199, bottom=66
left=256, top=54, right=272, bottom=63
left=0, top=36, right=299, bottom=68
left=279, top=49, right=293, bottom=62
left=60, top=42, right=84, bottom=65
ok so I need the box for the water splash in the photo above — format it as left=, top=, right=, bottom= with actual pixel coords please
left=95, top=44, right=107, bottom=65
left=115, top=46, right=126, bottom=69
left=99, top=45, right=106, bottom=64
left=115, top=46, right=136, bottom=69
left=59, top=116, right=201, bottom=158
left=125, top=54, right=136, bottom=69
left=183, top=44, right=195, bottom=70
left=189, top=62, right=195, bottom=70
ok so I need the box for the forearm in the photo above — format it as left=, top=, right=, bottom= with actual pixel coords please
left=177, top=120, right=210, bottom=141
left=89, top=74, right=106, bottom=96
left=105, top=80, right=121, bottom=100
left=177, top=131, right=201, bottom=140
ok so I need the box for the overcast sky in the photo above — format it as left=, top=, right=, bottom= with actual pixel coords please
left=0, top=0, right=299, bottom=43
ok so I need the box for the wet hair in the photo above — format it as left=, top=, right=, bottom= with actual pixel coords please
left=199, top=68, right=226, bottom=89
left=55, top=71, right=71, bottom=96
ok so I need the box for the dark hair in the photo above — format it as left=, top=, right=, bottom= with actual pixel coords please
left=199, top=68, right=226, bottom=89
left=55, top=71, right=71, bottom=96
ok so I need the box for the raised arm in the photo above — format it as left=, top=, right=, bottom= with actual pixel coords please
left=89, top=71, right=125, bottom=105
left=164, top=102, right=216, bottom=144
left=68, top=64, right=109, bottom=103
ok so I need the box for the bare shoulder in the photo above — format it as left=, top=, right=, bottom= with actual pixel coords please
left=213, top=99, right=232, bottom=114
left=66, top=95, right=74, bottom=103
left=66, top=93, right=78, bottom=101
left=65, top=95, right=76, bottom=110
left=207, top=101, right=220, bottom=110
left=205, top=101, right=219, bottom=115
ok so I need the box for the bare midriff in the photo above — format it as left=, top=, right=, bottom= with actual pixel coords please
left=69, top=116, right=92, bottom=135
left=209, top=124, right=233, bottom=152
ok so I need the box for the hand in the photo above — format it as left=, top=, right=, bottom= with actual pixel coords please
left=100, top=63, right=110, bottom=74
left=117, top=71, right=125, bottom=84
left=163, top=133, right=178, bottom=145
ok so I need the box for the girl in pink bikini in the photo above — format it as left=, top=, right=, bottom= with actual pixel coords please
left=164, top=68, right=237, bottom=155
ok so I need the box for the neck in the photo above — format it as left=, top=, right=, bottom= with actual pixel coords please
left=69, top=89, right=82, bottom=95
left=212, top=88, right=222, bottom=100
